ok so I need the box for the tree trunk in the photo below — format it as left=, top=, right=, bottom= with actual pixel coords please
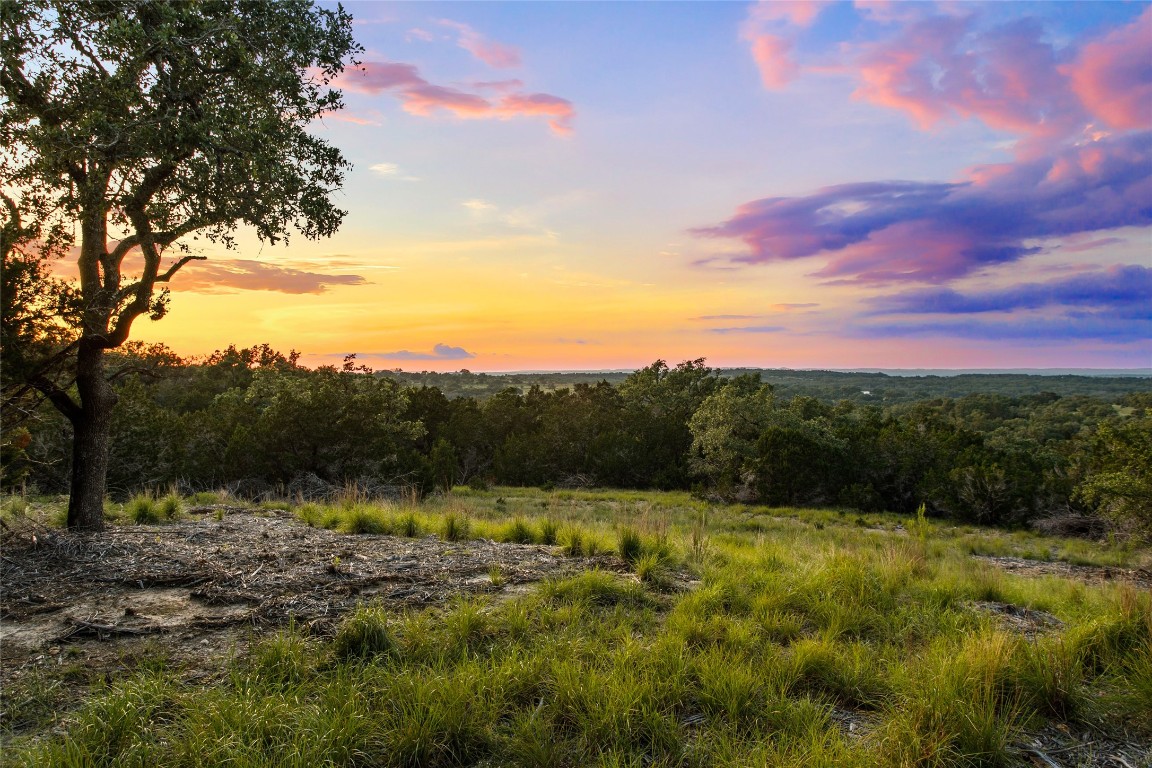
left=66, top=343, right=117, bottom=531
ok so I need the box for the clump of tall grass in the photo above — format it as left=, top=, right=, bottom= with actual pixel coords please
left=125, top=490, right=181, bottom=525
left=538, top=517, right=559, bottom=546
left=563, top=528, right=586, bottom=557
left=441, top=511, right=471, bottom=542
left=501, top=517, right=535, bottom=544
left=635, top=552, right=670, bottom=586
left=331, top=605, right=396, bottom=662
left=617, top=526, right=643, bottom=564
left=397, top=510, right=421, bottom=537
left=296, top=501, right=326, bottom=528
left=339, top=505, right=391, bottom=535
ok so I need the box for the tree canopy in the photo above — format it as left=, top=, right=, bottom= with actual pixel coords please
left=0, top=0, right=361, bottom=528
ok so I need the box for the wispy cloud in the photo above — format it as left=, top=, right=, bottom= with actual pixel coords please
left=341, top=60, right=575, bottom=135
left=174, top=259, right=370, bottom=294
left=437, top=19, right=522, bottom=68
left=377, top=343, right=476, bottom=361
left=708, top=325, right=789, bottom=334
left=462, top=198, right=497, bottom=212
left=370, top=162, right=420, bottom=181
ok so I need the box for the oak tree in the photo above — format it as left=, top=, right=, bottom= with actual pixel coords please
left=1, top=0, right=361, bottom=529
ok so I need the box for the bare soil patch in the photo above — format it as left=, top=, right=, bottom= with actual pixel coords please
left=974, top=555, right=1152, bottom=591
left=1, top=509, right=615, bottom=729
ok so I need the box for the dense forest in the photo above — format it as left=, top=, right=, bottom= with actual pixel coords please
left=4, top=344, right=1149, bottom=538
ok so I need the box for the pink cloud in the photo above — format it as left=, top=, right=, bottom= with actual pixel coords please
left=400, top=84, right=491, bottom=117
left=320, top=110, right=381, bottom=126
left=1065, top=5, right=1152, bottom=131
left=853, top=14, right=1084, bottom=141
left=746, top=1, right=826, bottom=28
left=50, top=252, right=369, bottom=294
left=342, top=61, right=574, bottom=135
left=496, top=93, right=575, bottom=135
left=741, top=5, right=1150, bottom=159
left=174, top=260, right=369, bottom=294
left=748, top=34, right=798, bottom=89
left=438, top=19, right=521, bottom=68
left=741, top=1, right=827, bottom=90
left=344, top=61, right=425, bottom=92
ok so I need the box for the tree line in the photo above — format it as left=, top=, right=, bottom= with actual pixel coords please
left=4, top=346, right=1149, bottom=539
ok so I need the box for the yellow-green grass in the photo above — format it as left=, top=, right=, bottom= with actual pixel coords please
left=3, top=487, right=1150, bottom=768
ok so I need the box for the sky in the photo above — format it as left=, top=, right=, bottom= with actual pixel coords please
left=136, top=0, right=1152, bottom=371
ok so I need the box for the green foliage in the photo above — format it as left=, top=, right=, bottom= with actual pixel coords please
left=1076, top=416, right=1152, bottom=541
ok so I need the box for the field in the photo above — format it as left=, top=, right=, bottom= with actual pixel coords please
left=1, top=488, right=1150, bottom=767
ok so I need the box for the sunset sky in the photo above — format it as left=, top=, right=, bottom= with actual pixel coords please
left=138, top=0, right=1152, bottom=371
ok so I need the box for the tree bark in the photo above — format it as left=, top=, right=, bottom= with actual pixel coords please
left=66, top=343, right=116, bottom=531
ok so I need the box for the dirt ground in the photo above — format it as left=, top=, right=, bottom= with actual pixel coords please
left=2, top=510, right=1148, bottom=767
left=974, top=554, right=1152, bottom=591
left=0, top=508, right=620, bottom=728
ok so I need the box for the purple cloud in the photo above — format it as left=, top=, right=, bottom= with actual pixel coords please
left=867, top=265, right=1152, bottom=315
left=855, top=315, right=1151, bottom=344
left=378, top=343, right=476, bottom=361
left=692, top=132, right=1152, bottom=283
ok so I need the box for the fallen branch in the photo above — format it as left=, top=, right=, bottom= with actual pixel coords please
left=53, top=617, right=159, bottom=643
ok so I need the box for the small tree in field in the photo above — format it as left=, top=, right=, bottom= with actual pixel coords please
left=0, top=0, right=361, bottom=529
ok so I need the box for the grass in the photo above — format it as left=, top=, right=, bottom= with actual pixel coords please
left=122, top=490, right=183, bottom=524
left=3, top=487, right=1150, bottom=768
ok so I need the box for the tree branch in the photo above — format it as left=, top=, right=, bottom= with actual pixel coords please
left=30, top=373, right=81, bottom=423
left=113, top=254, right=205, bottom=303
left=52, top=1, right=110, bottom=79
